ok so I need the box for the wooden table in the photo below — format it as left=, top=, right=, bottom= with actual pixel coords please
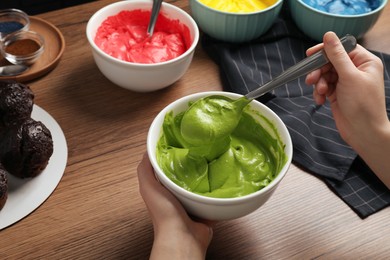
left=1, top=1, right=390, bottom=259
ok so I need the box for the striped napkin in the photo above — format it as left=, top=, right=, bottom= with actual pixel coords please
left=201, top=7, right=390, bottom=218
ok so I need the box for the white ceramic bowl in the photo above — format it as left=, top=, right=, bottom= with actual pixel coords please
left=147, top=91, right=292, bottom=220
left=86, top=0, right=199, bottom=92
left=189, top=0, right=283, bottom=43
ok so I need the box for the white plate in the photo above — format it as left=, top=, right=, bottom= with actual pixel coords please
left=0, top=105, right=68, bottom=230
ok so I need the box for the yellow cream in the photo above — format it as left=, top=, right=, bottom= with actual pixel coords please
left=199, top=0, right=276, bottom=13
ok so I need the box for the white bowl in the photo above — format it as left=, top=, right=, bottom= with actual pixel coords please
left=86, top=0, right=199, bottom=92
left=147, top=91, right=292, bottom=220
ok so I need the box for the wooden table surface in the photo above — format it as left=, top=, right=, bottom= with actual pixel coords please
left=1, top=1, right=390, bottom=259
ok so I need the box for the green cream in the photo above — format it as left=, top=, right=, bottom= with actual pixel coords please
left=156, top=95, right=287, bottom=198
left=180, top=95, right=251, bottom=146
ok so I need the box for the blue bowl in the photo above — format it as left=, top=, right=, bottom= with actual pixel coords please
left=189, top=0, right=283, bottom=43
left=289, top=0, right=388, bottom=42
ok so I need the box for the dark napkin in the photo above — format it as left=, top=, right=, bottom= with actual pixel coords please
left=201, top=6, right=390, bottom=218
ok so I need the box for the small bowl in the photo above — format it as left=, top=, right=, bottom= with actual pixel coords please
left=0, top=30, right=45, bottom=66
left=189, top=0, right=283, bottom=43
left=147, top=91, right=292, bottom=220
left=0, top=9, right=30, bottom=39
left=289, top=0, right=388, bottom=42
left=86, top=0, right=199, bottom=92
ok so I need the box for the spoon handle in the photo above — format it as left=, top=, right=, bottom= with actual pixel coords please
left=147, top=0, right=163, bottom=36
left=245, top=34, right=357, bottom=100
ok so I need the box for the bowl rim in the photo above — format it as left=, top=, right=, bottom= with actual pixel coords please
left=86, top=0, right=199, bottom=67
left=147, top=91, right=293, bottom=205
left=191, top=0, right=283, bottom=16
left=296, top=0, right=388, bottom=18
left=0, top=8, right=30, bottom=25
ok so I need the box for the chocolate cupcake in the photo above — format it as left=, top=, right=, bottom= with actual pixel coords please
left=2, top=119, right=53, bottom=178
left=0, top=80, right=34, bottom=130
left=0, top=164, right=8, bottom=210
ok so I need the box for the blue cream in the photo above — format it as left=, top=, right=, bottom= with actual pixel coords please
left=0, top=21, right=23, bottom=34
left=302, top=0, right=381, bottom=15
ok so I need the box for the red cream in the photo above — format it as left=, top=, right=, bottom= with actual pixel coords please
left=94, top=10, right=192, bottom=64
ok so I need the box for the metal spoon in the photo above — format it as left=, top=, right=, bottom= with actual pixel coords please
left=147, top=0, right=163, bottom=36
left=245, top=34, right=357, bottom=100
left=180, top=35, right=357, bottom=143
left=0, top=64, right=29, bottom=76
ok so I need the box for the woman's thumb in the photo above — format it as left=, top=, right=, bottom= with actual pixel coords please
left=323, top=32, right=356, bottom=77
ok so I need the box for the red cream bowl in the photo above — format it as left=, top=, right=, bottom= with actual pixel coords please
left=86, top=0, right=199, bottom=92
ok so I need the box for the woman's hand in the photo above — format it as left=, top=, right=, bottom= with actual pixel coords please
left=306, top=31, right=387, bottom=145
left=138, top=153, right=214, bottom=259
left=305, top=31, right=390, bottom=189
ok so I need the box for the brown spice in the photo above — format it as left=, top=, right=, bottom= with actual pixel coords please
left=5, top=39, right=40, bottom=56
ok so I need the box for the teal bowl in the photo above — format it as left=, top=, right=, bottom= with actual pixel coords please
left=289, top=0, right=388, bottom=42
left=189, top=0, right=283, bottom=43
